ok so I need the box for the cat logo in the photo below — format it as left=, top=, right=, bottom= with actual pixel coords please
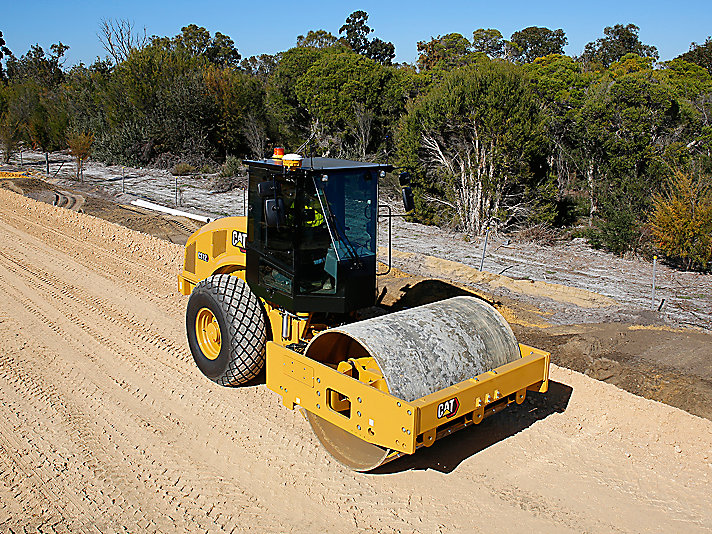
left=232, top=230, right=247, bottom=253
left=436, top=397, right=459, bottom=419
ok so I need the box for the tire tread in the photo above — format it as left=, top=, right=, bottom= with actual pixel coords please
left=190, top=274, right=266, bottom=386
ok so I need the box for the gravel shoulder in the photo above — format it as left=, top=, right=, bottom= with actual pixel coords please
left=1, top=179, right=712, bottom=532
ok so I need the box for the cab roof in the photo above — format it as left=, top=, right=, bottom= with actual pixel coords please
left=244, top=157, right=393, bottom=172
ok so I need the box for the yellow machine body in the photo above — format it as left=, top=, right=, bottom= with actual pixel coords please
left=178, top=216, right=312, bottom=346
left=179, top=216, right=550, bottom=469
left=178, top=216, right=248, bottom=294
left=266, top=342, right=548, bottom=458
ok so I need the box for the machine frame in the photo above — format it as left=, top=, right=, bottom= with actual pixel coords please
left=267, top=342, right=549, bottom=457
left=178, top=154, right=550, bottom=467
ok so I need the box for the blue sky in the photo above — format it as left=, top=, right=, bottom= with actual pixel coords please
left=2, top=0, right=711, bottom=67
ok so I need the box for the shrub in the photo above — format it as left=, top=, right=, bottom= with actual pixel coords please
left=170, top=162, right=196, bottom=176
left=210, top=174, right=247, bottom=193
left=220, top=155, right=243, bottom=178
left=592, top=206, right=641, bottom=255
left=650, top=171, right=712, bottom=271
left=66, top=130, right=94, bottom=180
left=213, top=156, right=246, bottom=192
left=511, top=223, right=562, bottom=246
left=0, top=112, right=20, bottom=164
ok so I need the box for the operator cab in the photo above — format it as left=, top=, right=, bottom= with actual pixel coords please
left=244, top=153, right=392, bottom=314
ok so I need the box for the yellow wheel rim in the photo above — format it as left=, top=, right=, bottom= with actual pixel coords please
left=195, top=307, right=221, bottom=360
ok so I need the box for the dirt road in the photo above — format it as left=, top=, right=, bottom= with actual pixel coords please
left=1, top=189, right=711, bottom=533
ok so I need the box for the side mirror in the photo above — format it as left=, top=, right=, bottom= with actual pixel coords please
left=402, top=186, right=415, bottom=214
left=265, top=198, right=285, bottom=227
left=398, top=171, right=411, bottom=187
left=258, top=180, right=280, bottom=198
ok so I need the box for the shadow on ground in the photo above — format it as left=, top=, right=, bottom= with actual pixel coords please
left=378, top=277, right=495, bottom=311
left=373, top=380, right=573, bottom=475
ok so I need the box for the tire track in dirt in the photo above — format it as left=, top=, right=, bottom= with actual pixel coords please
left=0, top=198, right=181, bottom=306
left=0, top=264, right=291, bottom=532
left=0, top=195, right=418, bottom=532
left=1, top=188, right=711, bottom=533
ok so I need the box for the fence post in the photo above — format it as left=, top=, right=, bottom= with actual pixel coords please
left=175, top=176, right=179, bottom=206
left=122, top=167, right=125, bottom=194
left=651, top=255, right=657, bottom=308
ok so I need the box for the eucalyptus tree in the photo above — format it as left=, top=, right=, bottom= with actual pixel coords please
left=398, top=60, right=550, bottom=234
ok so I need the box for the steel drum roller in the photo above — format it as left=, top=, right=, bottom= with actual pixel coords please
left=304, top=296, right=521, bottom=470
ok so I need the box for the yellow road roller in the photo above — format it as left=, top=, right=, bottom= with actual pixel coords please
left=178, top=151, right=549, bottom=471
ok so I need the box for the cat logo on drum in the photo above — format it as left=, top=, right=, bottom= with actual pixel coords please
left=436, top=397, right=459, bottom=419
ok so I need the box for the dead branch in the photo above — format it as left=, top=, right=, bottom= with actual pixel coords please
left=98, top=18, right=148, bottom=64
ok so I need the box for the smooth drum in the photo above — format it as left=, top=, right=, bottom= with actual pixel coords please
left=304, top=296, right=521, bottom=470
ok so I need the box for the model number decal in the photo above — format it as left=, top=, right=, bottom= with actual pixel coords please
left=197, top=251, right=209, bottom=262
left=436, top=397, right=459, bottom=419
left=232, top=230, right=247, bottom=253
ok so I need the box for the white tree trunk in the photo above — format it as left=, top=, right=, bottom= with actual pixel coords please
left=422, top=120, right=507, bottom=236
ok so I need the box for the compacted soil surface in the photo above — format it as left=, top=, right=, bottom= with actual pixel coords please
left=1, top=181, right=711, bottom=532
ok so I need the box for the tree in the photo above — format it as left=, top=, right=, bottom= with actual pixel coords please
left=578, top=61, right=679, bottom=253
left=67, top=130, right=94, bottom=180
left=95, top=42, right=218, bottom=164
left=297, top=30, right=338, bottom=49
left=242, top=112, right=267, bottom=158
left=661, top=59, right=712, bottom=169
left=153, top=25, right=241, bottom=68
left=509, top=27, right=568, bottom=63
left=338, top=11, right=395, bottom=65
left=265, top=46, right=329, bottom=145
left=526, top=54, right=598, bottom=197
left=352, top=101, right=373, bottom=159
left=398, top=60, right=549, bottom=235
left=678, top=37, right=712, bottom=75
left=581, top=23, right=658, bottom=69
left=97, top=18, right=148, bottom=65
left=339, top=11, right=372, bottom=56
left=472, top=28, right=504, bottom=58
left=2, top=76, right=67, bottom=171
left=5, top=42, right=69, bottom=87
left=0, top=111, right=20, bottom=163
left=205, top=65, right=266, bottom=157
left=416, top=33, right=473, bottom=71
left=366, top=38, right=395, bottom=66
left=61, top=59, right=112, bottom=149
left=240, top=53, right=280, bottom=80
left=651, top=171, right=712, bottom=270
left=294, top=51, right=406, bottom=156
left=0, top=30, right=12, bottom=80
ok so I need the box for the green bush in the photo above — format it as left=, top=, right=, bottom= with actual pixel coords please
left=591, top=207, right=641, bottom=255
left=170, top=162, right=196, bottom=176
left=220, top=155, right=243, bottom=177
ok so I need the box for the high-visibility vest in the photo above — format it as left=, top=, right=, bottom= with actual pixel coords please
left=304, top=199, right=325, bottom=227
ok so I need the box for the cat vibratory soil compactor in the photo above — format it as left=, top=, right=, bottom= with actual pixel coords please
left=178, top=150, right=550, bottom=471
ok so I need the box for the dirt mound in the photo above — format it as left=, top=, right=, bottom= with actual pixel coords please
left=385, top=247, right=618, bottom=309
left=516, top=322, right=712, bottom=420
left=0, top=187, right=183, bottom=269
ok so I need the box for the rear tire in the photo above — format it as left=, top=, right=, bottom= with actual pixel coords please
left=186, top=274, right=266, bottom=386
